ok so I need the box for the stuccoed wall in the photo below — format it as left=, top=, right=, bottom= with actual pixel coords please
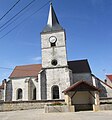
left=11, top=77, right=38, bottom=101
left=0, top=100, right=64, bottom=111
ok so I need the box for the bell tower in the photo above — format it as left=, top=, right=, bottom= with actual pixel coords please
left=41, top=3, right=67, bottom=68
left=40, top=3, right=70, bottom=100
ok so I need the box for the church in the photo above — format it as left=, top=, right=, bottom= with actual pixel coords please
left=1, top=3, right=112, bottom=111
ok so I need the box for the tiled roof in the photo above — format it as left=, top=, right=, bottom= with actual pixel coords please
left=9, top=59, right=91, bottom=78
left=0, top=84, right=4, bottom=89
left=68, top=59, right=91, bottom=73
left=9, top=64, right=42, bottom=78
left=92, top=74, right=112, bottom=89
left=106, top=75, right=112, bottom=82
left=62, top=80, right=100, bottom=93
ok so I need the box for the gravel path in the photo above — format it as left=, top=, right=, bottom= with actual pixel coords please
left=0, top=109, right=112, bottom=120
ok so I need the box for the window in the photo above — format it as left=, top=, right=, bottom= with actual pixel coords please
left=52, top=85, right=59, bottom=99
left=17, top=88, right=22, bottom=100
left=51, top=59, right=58, bottom=66
left=33, top=88, right=36, bottom=100
left=51, top=42, right=56, bottom=47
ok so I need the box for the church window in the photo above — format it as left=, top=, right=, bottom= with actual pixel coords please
left=33, top=88, right=36, bottom=100
left=17, top=88, right=22, bottom=100
left=52, top=85, right=59, bottom=99
left=51, top=59, right=58, bottom=66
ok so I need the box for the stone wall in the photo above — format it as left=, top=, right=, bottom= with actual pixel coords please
left=100, top=97, right=112, bottom=103
left=41, top=30, right=71, bottom=100
left=1, top=99, right=112, bottom=112
left=41, top=30, right=67, bottom=68
left=45, top=105, right=74, bottom=113
left=0, top=99, right=64, bottom=112
left=0, top=89, right=4, bottom=100
left=100, top=104, right=112, bottom=110
left=99, top=97, right=112, bottom=110
left=45, top=67, right=70, bottom=100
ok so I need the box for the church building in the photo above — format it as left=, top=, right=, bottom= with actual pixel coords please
left=3, top=3, right=112, bottom=111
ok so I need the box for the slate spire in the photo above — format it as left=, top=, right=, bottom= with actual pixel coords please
left=42, top=2, right=63, bottom=33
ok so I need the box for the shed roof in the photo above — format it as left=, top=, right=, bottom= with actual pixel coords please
left=106, top=75, right=112, bottom=82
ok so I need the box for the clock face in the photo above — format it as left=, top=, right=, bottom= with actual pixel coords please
left=49, top=36, right=57, bottom=43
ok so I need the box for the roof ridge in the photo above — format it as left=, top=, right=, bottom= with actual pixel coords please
left=92, top=74, right=112, bottom=89
left=16, top=64, right=42, bottom=67
left=62, top=80, right=100, bottom=93
left=68, top=59, right=88, bottom=62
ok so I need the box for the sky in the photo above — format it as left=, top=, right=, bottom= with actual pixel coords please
left=0, top=0, right=112, bottom=83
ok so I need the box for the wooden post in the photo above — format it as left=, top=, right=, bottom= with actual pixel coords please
left=64, top=93, right=72, bottom=106
left=93, top=91, right=100, bottom=111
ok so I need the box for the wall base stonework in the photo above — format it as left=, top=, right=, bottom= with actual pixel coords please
left=100, top=104, right=112, bottom=110
left=1, top=99, right=112, bottom=112
left=99, top=97, right=112, bottom=110
left=45, top=105, right=74, bottom=113
left=100, top=97, right=112, bottom=103
left=0, top=100, right=64, bottom=112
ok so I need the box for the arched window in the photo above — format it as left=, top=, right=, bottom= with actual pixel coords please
left=17, top=88, right=22, bottom=100
left=52, top=85, right=59, bottom=99
left=33, top=88, right=36, bottom=100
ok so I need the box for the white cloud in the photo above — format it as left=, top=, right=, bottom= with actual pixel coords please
left=32, top=56, right=41, bottom=62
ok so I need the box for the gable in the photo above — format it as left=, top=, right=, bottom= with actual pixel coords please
left=63, top=80, right=100, bottom=93
left=106, top=75, right=112, bottom=82
left=68, top=59, right=91, bottom=73
left=9, top=64, right=42, bottom=78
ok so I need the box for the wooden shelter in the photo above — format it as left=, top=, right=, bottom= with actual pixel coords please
left=63, top=80, right=100, bottom=111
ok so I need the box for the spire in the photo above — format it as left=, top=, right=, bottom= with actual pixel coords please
left=47, top=3, right=59, bottom=27
left=42, top=2, right=63, bottom=33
